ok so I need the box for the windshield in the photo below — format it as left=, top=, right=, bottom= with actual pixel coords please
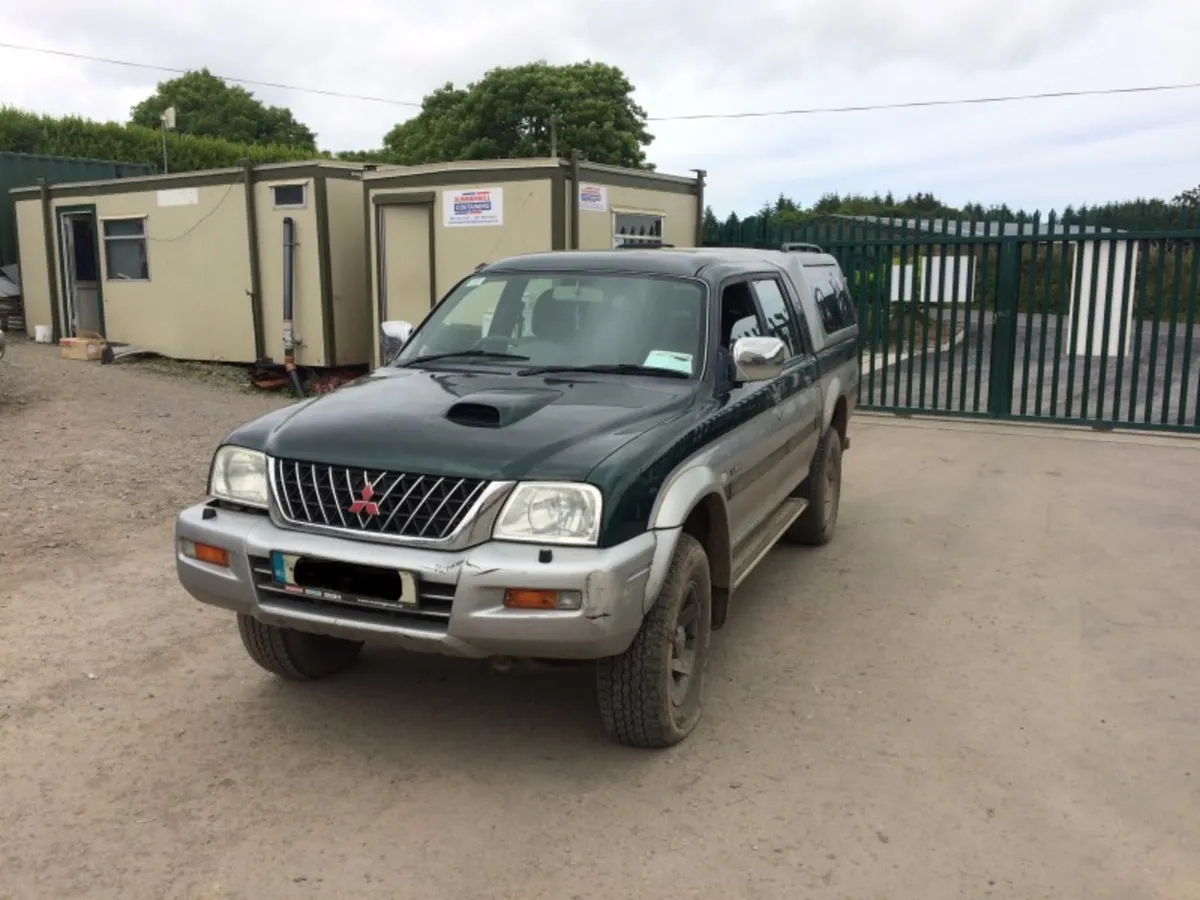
left=393, top=272, right=707, bottom=377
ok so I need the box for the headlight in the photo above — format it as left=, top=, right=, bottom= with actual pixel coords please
left=493, top=482, right=602, bottom=546
left=208, top=446, right=269, bottom=508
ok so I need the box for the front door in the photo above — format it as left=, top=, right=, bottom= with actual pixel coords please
left=57, top=211, right=103, bottom=337
left=379, top=202, right=434, bottom=329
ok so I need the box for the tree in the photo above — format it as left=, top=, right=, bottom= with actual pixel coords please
left=1173, top=185, right=1200, bottom=207
left=383, top=61, right=653, bottom=168
left=130, top=69, right=317, bottom=150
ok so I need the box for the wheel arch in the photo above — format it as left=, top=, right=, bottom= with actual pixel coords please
left=679, top=493, right=733, bottom=628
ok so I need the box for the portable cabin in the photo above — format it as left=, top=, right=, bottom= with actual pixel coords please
left=11, top=160, right=375, bottom=367
left=365, top=158, right=706, bottom=366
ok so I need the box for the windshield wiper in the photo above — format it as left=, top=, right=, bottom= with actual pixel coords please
left=517, top=364, right=690, bottom=379
left=398, top=350, right=530, bottom=368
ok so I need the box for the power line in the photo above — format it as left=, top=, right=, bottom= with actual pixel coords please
left=647, top=82, right=1200, bottom=121
left=0, top=41, right=422, bottom=107
left=2, top=40, right=1197, bottom=121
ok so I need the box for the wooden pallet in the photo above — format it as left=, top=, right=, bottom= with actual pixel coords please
left=0, top=296, right=24, bottom=332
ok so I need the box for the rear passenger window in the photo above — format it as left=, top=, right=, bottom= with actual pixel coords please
left=751, top=278, right=795, bottom=355
left=813, top=276, right=856, bottom=334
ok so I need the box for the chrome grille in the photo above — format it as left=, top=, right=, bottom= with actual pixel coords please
left=272, top=458, right=488, bottom=540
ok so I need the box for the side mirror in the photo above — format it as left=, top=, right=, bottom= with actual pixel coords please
left=732, top=335, right=786, bottom=383
left=380, top=320, right=414, bottom=363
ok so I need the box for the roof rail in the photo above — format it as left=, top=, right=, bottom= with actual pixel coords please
left=615, top=241, right=675, bottom=249
left=780, top=242, right=824, bottom=254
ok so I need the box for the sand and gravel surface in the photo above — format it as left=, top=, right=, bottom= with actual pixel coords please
left=2, top=337, right=1199, bottom=900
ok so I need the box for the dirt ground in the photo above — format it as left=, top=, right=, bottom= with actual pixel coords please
left=2, top=337, right=1200, bottom=900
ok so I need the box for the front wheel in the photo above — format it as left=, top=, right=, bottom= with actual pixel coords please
left=237, top=614, right=364, bottom=680
left=596, top=533, right=713, bottom=748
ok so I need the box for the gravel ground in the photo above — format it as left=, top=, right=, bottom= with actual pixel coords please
left=3, top=337, right=1200, bottom=900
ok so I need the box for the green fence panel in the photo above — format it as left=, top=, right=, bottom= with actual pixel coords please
left=0, top=151, right=156, bottom=266
left=706, top=212, right=1200, bottom=433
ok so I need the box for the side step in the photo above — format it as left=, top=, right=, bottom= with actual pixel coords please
left=731, top=497, right=807, bottom=591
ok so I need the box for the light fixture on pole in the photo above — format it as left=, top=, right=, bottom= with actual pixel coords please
left=160, top=106, right=176, bottom=174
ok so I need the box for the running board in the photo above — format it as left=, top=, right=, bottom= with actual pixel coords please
left=731, top=497, right=808, bottom=591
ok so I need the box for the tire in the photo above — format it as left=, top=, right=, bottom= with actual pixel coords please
left=785, top=426, right=843, bottom=547
left=236, top=614, right=364, bottom=680
left=596, top=533, right=713, bottom=748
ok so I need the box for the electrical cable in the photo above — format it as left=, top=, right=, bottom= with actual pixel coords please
left=2, top=40, right=1197, bottom=121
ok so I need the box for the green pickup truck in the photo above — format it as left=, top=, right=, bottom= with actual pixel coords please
left=175, top=245, right=860, bottom=747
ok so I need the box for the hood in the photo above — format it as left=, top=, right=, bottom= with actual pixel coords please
left=231, top=367, right=695, bottom=481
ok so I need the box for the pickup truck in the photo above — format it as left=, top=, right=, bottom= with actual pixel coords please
left=175, top=245, right=860, bottom=747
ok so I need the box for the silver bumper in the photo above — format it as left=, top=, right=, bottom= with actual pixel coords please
left=174, top=504, right=674, bottom=660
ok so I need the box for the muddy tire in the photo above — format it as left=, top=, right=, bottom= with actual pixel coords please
left=785, top=427, right=843, bottom=547
left=596, top=533, right=713, bottom=748
left=236, top=614, right=364, bottom=680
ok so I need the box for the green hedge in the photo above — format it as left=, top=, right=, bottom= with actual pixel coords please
left=0, top=107, right=315, bottom=172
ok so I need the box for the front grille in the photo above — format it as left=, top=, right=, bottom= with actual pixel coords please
left=272, top=458, right=487, bottom=540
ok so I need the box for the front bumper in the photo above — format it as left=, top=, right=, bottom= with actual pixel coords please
left=175, top=503, right=668, bottom=660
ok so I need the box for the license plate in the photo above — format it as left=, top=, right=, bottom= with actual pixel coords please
left=270, top=551, right=418, bottom=609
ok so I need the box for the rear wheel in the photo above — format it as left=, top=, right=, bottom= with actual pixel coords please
left=236, top=614, right=364, bottom=680
left=596, top=533, right=713, bottom=748
left=785, top=426, right=843, bottom=546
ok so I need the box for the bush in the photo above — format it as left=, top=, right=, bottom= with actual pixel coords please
left=0, top=107, right=316, bottom=172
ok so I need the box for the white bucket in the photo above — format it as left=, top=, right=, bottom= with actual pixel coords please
left=34, top=324, right=52, bottom=343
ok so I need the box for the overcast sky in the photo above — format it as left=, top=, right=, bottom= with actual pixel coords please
left=3, top=0, right=1198, bottom=216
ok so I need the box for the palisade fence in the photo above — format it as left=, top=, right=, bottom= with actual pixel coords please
left=705, top=210, right=1200, bottom=433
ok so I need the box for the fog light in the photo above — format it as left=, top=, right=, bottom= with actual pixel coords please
left=180, top=538, right=230, bottom=567
left=503, top=589, right=583, bottom=611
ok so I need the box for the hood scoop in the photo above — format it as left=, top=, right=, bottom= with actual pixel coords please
left=445, top=388, right=563, bottom=429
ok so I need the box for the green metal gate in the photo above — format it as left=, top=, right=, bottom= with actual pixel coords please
left=0, top=151, right=156, bottom=266
left=708, top=211, right=1200, bottom=434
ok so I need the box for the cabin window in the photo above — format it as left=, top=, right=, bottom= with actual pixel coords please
left=272, top=183, right=307, bottom=208
left=102, top=217, right=150, bottom=281
left=613, top=211, right=665, bottom=247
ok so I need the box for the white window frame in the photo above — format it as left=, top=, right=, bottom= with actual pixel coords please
left=100, top=215, right=151, bottom=282
left=612, top=208, right=667, bottom=248
left=271, top=181, right=309, bottom=210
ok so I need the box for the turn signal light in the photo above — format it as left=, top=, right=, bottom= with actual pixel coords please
left=503, top=589, right=583, bottom=611
left=180, top=539, right=230, bottom=567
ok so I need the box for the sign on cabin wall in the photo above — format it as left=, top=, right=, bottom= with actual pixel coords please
left=578, top=184, right=608, bottom=213
left=156, top=188, right=200, bottom=207
left=443, top=187, right=503, bottom=227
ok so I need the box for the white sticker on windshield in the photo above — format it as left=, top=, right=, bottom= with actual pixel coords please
left=644, top=350, right=694, bottom=374
left=465, top=276, right=486, bottom=288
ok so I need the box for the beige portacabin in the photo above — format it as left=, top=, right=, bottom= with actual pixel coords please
left=365, top=157, right=706, bottom=367
left=12, top=161, right=374, bottom=367
left=9, top=156, right=705, bottom=371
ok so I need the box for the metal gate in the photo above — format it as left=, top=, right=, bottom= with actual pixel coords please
left=711, top=212, right=1200, bottom=434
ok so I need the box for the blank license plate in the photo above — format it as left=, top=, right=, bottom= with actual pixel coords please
left=270, top=551, right=418, bottom=610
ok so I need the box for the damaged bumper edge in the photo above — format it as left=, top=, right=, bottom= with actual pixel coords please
left=174, top=503, right=658, bottom=660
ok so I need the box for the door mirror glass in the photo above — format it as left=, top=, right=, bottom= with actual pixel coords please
left=380, top=320, right=414, bottom=363
left=732, top=335, right=786, bottom=383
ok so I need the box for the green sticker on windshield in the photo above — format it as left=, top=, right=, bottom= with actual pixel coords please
left=644, top=350, right=694, bottom=375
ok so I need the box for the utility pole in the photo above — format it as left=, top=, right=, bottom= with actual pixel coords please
left=549, top=115, right=559, bottom=159
left=160, top=106, right=176, bottom=174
